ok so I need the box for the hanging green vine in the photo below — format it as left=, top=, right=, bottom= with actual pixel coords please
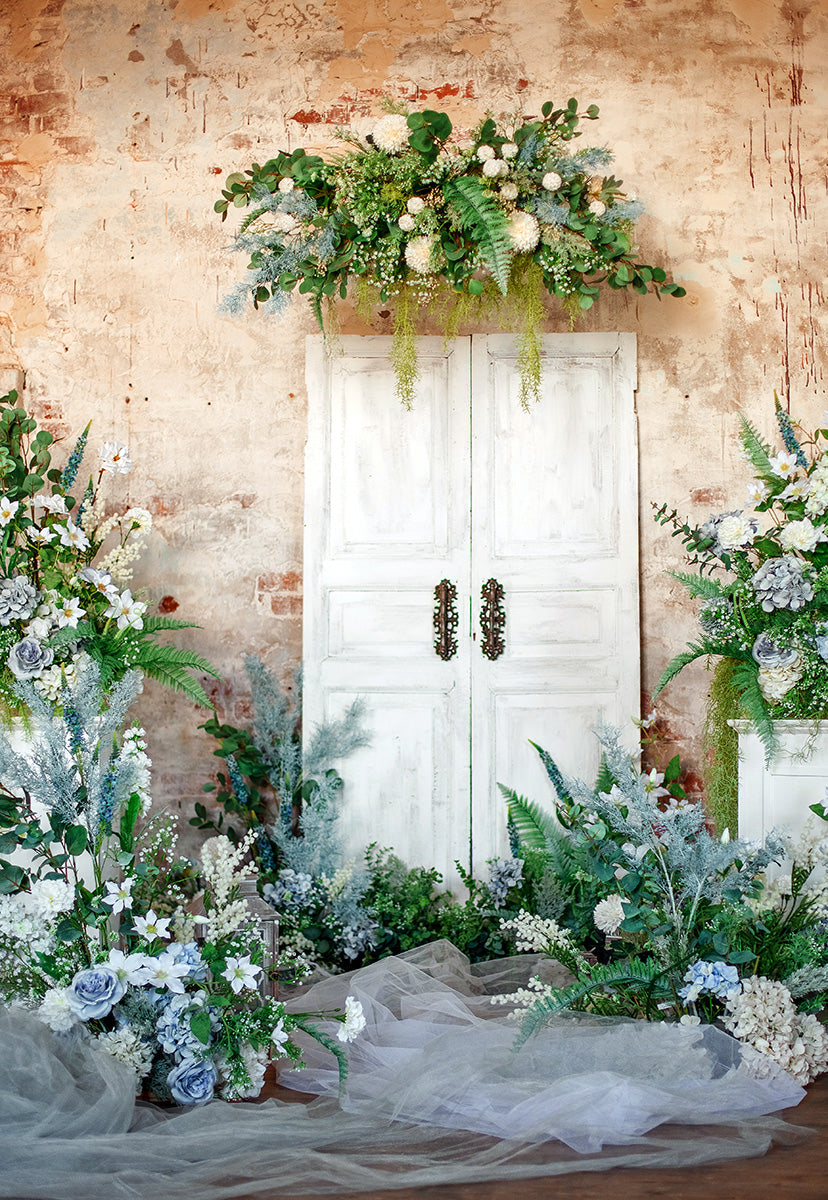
left=217, top=98, right=685, bottom=406
left=701, top=657, right=742, bottom=836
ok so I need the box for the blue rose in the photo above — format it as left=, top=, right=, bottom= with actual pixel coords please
left=167, top=1056, right=217, bottom=1106
left=7, top=636, right=54, bottom=680
left=66, top=965, right=127, bottom=1020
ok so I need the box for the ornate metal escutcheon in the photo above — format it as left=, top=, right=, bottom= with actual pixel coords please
left=433, top=579, right=459, bottom=660
left=479, top=578, right=505, bottom=660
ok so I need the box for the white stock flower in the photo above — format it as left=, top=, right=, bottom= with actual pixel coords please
left=507, top=211, right=540, bottom=252
left=337, top=996, right=366, bottom=1043
left=542, top=170, right=563, bottom=191
left=372, top=114, right=409, bottom=154
left=222, top=954, right=262, bottom=994
left=779, top=516, right=827, bottom=553
left=98, top=442, right=132, bottom=474
left=593, top=894, right=626, bottom=935
left=404, top=236, right=436, bottom=275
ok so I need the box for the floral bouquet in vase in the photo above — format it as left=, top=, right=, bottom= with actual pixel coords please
left=654, top=399, right=828, bottom=762
left=0, top=665, right=362, bottom=1104
left=0, top=389, right=218, bottom=720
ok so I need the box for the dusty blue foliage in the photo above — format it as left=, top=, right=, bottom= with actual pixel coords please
left=0, top=663, right=143, bottom=837
left=526, top=197, right=570, bottom=226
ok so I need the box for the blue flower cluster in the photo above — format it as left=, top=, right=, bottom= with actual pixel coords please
left=487, top=857, right=524, bottom=909
left=679, top=960, right=741, bottom=1003
left=263, top=869, right=316, bottom=912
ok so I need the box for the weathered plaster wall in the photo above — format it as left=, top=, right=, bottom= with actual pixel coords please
left=0, top=0, right=826, bottom=832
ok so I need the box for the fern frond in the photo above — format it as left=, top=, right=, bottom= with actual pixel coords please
left=738, top=413, right=776, bottom=479
left=133, top=645, right=219, bottom=708
left=667, top=570, right=729, bottom=600
left=138, top=616, right=200, bottom=634
left=731, top=658, right=778, bottom=763
left=653, top=643, right=717, bottom=697
left=593, top=753, right=616, bottom=795
left=443, top=176, right=512, bottom=293
left=514, top=958, right=671, bottom=1045
left=497, top=783, right=557, bottom=849
left=530, top=741, right=573, bottom=808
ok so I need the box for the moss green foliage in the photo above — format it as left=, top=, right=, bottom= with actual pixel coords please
left=218, top=98, right=683, bottom=406
left=389, top=285, right=419, bottom=410
left=701, top=658, right=741, bottom=836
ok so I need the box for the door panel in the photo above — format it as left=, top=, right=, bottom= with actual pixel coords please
left=304, top=333, right=638, bottom=890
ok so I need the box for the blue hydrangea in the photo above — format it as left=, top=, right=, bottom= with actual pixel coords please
left=339, top=920, right=378, bottom=960
left=679, top=960, right=740, bottom=1003
left=263, top=869, right=316, bottom=913
left=487, top=857, right=524, bottom=908
left=156, top=993, right=205, bottom=1058
left=165, top=941, right=207, bottom=982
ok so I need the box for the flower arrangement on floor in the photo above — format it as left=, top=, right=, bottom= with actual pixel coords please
left=497, top=731, right=828, bottom=1085
left=193, top=656, right=532, bottom=971
left=0, top=390, right=218, bottom=719
left=217, top=98, right=685, bottom=407
left=0, top=663, right=362, bottom=1104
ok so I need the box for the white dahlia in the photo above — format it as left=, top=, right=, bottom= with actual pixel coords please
left=406, top=196, right=425, bottom=214
left=500, top=182, right=519, bottom=201
left=593, top=894, right=626, bottom=935
left=507, top=210, right=540, bottom=253
left=372, top=114, right=409, bottom=154
left=404, top=236, right=436, bottom=274
left=398, top=214, right=416, bottom=232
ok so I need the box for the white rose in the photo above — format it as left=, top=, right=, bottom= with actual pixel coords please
left=779, top=517, right=827, bottom=553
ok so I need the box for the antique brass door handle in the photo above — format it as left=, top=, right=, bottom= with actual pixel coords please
left=480, top=578, right=505, bottom=660
left=433, top=579, right=459, bottom=660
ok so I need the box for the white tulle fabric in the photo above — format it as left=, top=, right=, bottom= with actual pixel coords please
left=0, top=942, right=810, bottom=1199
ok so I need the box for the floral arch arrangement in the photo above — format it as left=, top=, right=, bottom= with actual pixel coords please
left=217, top=99, right=685, bottom=407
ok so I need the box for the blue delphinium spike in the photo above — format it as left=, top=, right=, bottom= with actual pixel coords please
left=225, top=753, right=250, bottom=807
left=75, top=477, right=94, bottom=523
left=60, top=422, right=90, bottom=490
left=255, top=825, right=277, bottom=872
left=507, top=813, right=521, bottom=857
left=775, top=394, right=808, bottom=468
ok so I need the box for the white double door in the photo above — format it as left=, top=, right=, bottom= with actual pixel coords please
left=304, top=333, right=639, bottom=890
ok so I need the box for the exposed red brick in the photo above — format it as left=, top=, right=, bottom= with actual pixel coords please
left=53, top=136, right=96, bottom=157
left=147, top=495, right=182, bottom=516
left=158, top=595, right=180, bottom=613
left=269, top=594, right=302, bottom=617
left=682, top=770, right=706, bottom=794
left=689, top=487, right=726, bottom=506
left=127, top=50, right=145, bottom=63
left=256, top=570, right=302, bottom=596
left=14, top=92, right=71, bottom=116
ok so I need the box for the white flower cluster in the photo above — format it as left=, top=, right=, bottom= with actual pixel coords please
left=499, top=908, right=573, bottom=954
left=757, top=657, right=804, bottom=702
left=779, top=516, right=827, bottom=553
left=38, top=987, right=77, bottom=1032
left=805, top=458, right=828, bottom=516
left=217, top=1042, right=269, bottom=1100
left=404, top=235, right=436, bottom=275
left=0, top=878, right=75, bottom=954
left=95, top=1026, right=155, bottom=1085
left=372, top=113, right=409, bottom=154
left=200, top=831, right=257, bottom=940
left=122, top=724, right=152, bottom=815
left=490, top=973, right=557, bottom=1017
left=723, top=975, right=828, bottom=1084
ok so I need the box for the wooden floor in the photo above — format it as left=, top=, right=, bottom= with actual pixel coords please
left=246, top=1074, right=828, bottom=1200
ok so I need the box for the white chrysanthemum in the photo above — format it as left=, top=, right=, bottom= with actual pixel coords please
left=500, top=181, right=519, bottom=200
left=482, top=158, right=504, bottom=178
left=779, top=516, right=827, bottom=553
left=29, top=877, right=75, bottom=916
left=477, top=144, right=496, bottom=161
left=501, top=141, right=518, bottom=158
left=593, top=894, right=626, bottom=935
left=277, top=177, right=294, bottom=193
left=404, top=235, right=436, bottom=275
left=398, top=213, right=416, bottom=232
left=372, top=113, right=409, bottom=154
left=507, top=211, right=540, bottom=252
left=38, top=988, right=77, bottom=1033
left=542, top=170, right=563, bottom=191
left=716, top=512, right=759, bottom=550
left=757, top=657, right=803, bottom=702
left=588, top=199, right=607, bottom=217
left=406, top=196, right=425, bottom=214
